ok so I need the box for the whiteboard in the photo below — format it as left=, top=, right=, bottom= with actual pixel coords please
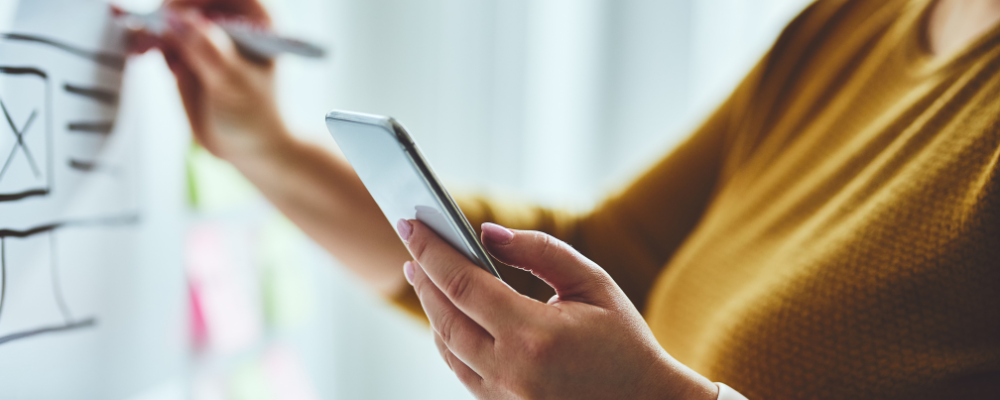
left=0, top=0, right=186, bottom=398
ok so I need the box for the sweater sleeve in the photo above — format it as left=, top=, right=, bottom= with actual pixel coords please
left=389, top=99, right=732, bottom=317
left=389, top=51, right=769, bottom=318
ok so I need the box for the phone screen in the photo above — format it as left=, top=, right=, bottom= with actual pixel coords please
left=325, top=111, right=502, bottom=279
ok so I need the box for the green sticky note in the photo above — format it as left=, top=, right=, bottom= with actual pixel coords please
left=259, top=215, right=313, bottom=329
left=186, top=144, right=259, bottom=212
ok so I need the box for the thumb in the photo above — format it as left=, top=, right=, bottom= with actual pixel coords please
left=481, top=223, right=615, bottom=305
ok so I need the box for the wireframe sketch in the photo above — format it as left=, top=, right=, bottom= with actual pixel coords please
left=0, top=0, right=137, bottom=347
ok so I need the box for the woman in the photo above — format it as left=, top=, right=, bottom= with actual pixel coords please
left=146, top=0, right=1000, bottom=398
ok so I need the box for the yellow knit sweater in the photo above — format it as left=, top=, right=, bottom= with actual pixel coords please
left=394, top=0, right=1000, bottom=398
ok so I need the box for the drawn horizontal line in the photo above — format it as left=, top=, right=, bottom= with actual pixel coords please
left=0, top=66, right=47, bottom=79
left=1, top=33, right=124, bottom=70
left=0, top=222, right=59, bottom=238
left=63, top=83, right=117, bottom=105
left=67, top=121, right=113, bottom=134
left=0, top=214, right=139, bottom=239
left=0, top=189, right=48, bottom=202
left=68, top=159, right=95, bottom=172
left=0, top=318, right=96, bottom=346
left=68, top=159, right=122, bottom=177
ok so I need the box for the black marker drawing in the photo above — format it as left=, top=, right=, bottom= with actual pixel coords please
left=0, top=9, right=135, bottom=352
left=68, top=158, right=124, bottom=180
left=66, top=121, right=114, bottom=134
left=1, top=104, right=40, bottom=177
left=63, top=83, right=118, bottom=105
left=0, top=66, right=52, bottom=202
left=67, top=159, right=96, bottom=172
left=1, top=33, right=125, bottom=71
left=0, top=214, right=137, bottom=346
left=0, top=234, right=96, bottom=347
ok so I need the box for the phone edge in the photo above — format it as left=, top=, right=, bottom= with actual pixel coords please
left=324, top=110, right=504, bottom=281
left=389, top=119, right=504, bottom=281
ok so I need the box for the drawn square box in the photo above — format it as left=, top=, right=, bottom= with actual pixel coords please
left=0, top=228, right=98, bottom=346
left=0, top=66, right=51, bottom=202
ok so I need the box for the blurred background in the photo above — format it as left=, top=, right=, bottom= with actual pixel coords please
left=2, top=0, right=811, bottom=399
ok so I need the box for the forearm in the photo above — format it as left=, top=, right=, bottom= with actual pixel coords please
left=154, top=5, right=409, bottom=296
left=228, top=133, right=409, bottom=295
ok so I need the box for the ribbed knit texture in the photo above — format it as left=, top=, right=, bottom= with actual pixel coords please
left=393, top=0, right=1000, bottom=398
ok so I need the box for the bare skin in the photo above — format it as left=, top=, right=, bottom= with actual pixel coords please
left=927, top=0, right=1000, bottom=57
left=400, top=220, right=716, bottom=399
left=135, top=0, right=1000, bottom=398
left=151, top=0, right=410, bottom=295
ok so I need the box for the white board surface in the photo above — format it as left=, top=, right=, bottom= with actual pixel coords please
left=0, top=0, right=186, bottom=398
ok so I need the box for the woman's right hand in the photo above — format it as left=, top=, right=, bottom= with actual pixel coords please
left=135, top=0, right=414, bottom=295
left=157, top=1, right=291, bottom=163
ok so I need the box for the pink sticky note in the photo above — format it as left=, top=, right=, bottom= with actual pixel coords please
left=185, top=223, right=262, bottom=353
left=188, top=281, right=209, bottom=351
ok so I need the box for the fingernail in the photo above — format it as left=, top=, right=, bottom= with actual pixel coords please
left=403, top=261, right=415, bottom=285
left=481, top=222, right=514, bottom=244
left=397, top=219, right=413, bottom=242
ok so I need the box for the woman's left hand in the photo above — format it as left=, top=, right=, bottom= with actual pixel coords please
left=396, top=219, right=718, bottom=400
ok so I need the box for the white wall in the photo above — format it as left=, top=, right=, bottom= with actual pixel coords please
left=0, top=0, right=188, bottom=397
left=289, top=0, right=811, bottom=203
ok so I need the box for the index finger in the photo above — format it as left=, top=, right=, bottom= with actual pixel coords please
left=165, top=0, right=271, bottom=25
left=399, top=219, right=539, bottom=334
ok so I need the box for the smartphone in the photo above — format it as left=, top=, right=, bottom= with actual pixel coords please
left=325, top=110, right=503, bottom=280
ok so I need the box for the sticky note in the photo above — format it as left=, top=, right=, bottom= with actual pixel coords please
left=185, top=223, right=263, bottom=354
left=186, top=144, right=258, bottom=212
left=259, top=216, right=313, bottom=329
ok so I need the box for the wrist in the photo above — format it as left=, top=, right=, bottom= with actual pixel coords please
left=220, top=122, right=298, bottom=168
left=638, top=355, right=718, bottom=400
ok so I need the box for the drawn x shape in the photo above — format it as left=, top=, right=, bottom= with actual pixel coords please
left=0, top=97, right=41, bottom=182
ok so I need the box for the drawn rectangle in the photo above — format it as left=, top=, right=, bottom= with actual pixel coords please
left=0, top=66, right=50, bottom=202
